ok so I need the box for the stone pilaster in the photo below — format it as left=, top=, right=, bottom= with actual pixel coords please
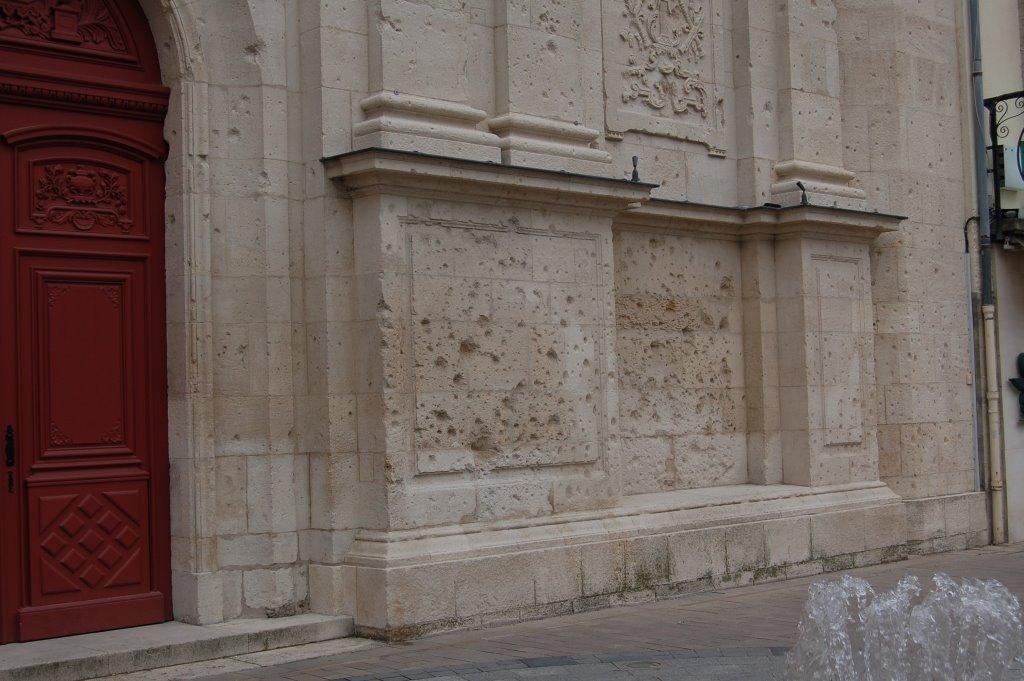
left=741, top=236, right=783, bottom=484
left=356, top=0, right=500, bottom=161
left=770, top=0, right=865, bottom=209
left=733, top=0, right=780, bottom=207
left=485, top=2, right=612, bottom=174
left=767, top=210, right=891, bottom=485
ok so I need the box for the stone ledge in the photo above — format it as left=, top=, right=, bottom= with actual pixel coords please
left=615, top=199, right=904, bottom=244
left=343, top=482, right=902, bottom=567
left=902, top=491, right=989, bottom=545
left=0, top=614, right=352, bottom=681
left=323, top=147, right=655, bottom=212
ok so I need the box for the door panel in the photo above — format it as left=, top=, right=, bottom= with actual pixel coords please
left=0, top=124, right=169, bottom=642
left=29, top=481, right=151, bottom=603
left=0, top=0, right=170, bottom=643
left=29, top=262, right=139, bottom=461
left=16, top=253, right=157, bottom=623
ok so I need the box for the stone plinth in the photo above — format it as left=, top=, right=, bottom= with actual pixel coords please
left=320, top=481, right=906, bottom=638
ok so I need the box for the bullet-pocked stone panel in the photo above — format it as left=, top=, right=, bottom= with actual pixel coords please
left=408, top=219, right=609, bottom=480
left=811, top=256, right=867, bottom=446
left=614, top=230, right=746, bottom=493
left=153, top=0, right=985, bottom=632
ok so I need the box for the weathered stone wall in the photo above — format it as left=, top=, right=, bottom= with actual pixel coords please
left=320, top=154, right=648, bottom=535
left=835, top=0, right=986, bottom=551
left=614, top=230, right=746, bottom=493
left=297, top=0, right=382, bottom=625
left=141, top=0, right=989, bottom=634
left=147, top=0, right=314, bottom=623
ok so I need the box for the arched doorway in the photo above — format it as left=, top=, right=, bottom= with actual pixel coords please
left=0, top=0, right=171, bottom=642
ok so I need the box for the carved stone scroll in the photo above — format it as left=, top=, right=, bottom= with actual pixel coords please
left=602, top=0, right=725, bottom=153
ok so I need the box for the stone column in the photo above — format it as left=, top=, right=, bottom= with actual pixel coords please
left=355, top=0, right=501, bottom=161
left=770, top=0, right=865, bottom=209
left=741, top=236, right=783, bottom=484
left=169, top=0, right=309, bottom=624
left=733, top=1, right=780, bottom=207
left=485, top=1, right=612, bottom=174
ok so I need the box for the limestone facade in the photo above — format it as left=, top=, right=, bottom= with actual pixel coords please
left=133, top=0, right=986, bottom=635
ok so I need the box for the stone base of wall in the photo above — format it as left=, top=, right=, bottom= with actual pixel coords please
left=904, top=492, right=990, bottom=554
left=310, top=482, right=909, bottom=640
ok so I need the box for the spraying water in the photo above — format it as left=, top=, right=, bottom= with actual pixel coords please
left=786, top=573, right=1024, bottom=681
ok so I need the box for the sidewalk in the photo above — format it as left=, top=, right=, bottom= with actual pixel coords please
left=91, top=543, right=1024, bottom=681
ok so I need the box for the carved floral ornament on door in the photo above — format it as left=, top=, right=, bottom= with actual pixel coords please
left=32, top=164, right=132, bottom=233
left=620, top=0, right=709, bottom=118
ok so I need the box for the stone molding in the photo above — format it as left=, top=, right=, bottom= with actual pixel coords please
left=354, top=92, right=501, bottom=163
left=484, top=113, right=613, bottom=175
left=615, top=198, right=902, bottom=243
left=324, top=147, right=654, bottom=212
left=770, top=160, right=867, bottom=211
left=342, top=481, right=900, bottom=568
left=601, top=0, right=725, bottom=154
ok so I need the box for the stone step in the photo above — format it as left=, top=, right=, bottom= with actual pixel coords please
left=0, top=614, right=353, bottom=681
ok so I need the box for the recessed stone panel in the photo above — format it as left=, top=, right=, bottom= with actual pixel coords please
left=408, top=219, right=609, bottom=477
left=810, top=256, right=869, bottom=448
left=614, top=229, right=746, bottom=492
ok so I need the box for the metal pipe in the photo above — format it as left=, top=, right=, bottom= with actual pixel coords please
left=968, top=0, right=1007, bottom=544
left=983, top=304, right=1006, bottom=543
left=963, top=219, right=983, bottom=492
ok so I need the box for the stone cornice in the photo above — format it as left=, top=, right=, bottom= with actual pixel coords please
left=616, top=198, right=904, bottom=244
left=323, top=147, right=655, bottom=214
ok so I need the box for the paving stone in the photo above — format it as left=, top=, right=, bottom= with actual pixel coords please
left=42, top=545, right=1024, bottom=681
left=475, top=661, right=527, bottom=670
left=520, top=656, right=577, bottom=668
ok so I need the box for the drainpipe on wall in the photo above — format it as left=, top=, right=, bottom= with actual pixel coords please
left=968, top=0, right=1007, bottom=544
left=964, top=218, right=984, bottom=493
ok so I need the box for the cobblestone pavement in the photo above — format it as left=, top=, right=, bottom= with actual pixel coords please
left=102, top=543, right=1024, bottom=681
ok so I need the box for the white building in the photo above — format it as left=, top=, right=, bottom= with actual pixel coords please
left=0, top=0, right=994, bottom=644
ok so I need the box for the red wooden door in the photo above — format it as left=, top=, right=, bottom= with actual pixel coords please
left=0, top=0, right=170, bottom=642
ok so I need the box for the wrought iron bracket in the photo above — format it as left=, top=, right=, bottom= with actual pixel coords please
left=984, top=91, right=1024, bottom=242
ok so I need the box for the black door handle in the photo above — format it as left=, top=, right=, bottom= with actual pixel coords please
left=5, top=425, right=13, bottom=467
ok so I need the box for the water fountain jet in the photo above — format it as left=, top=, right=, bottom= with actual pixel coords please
left=786, top=573, right=1024, bottom=681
